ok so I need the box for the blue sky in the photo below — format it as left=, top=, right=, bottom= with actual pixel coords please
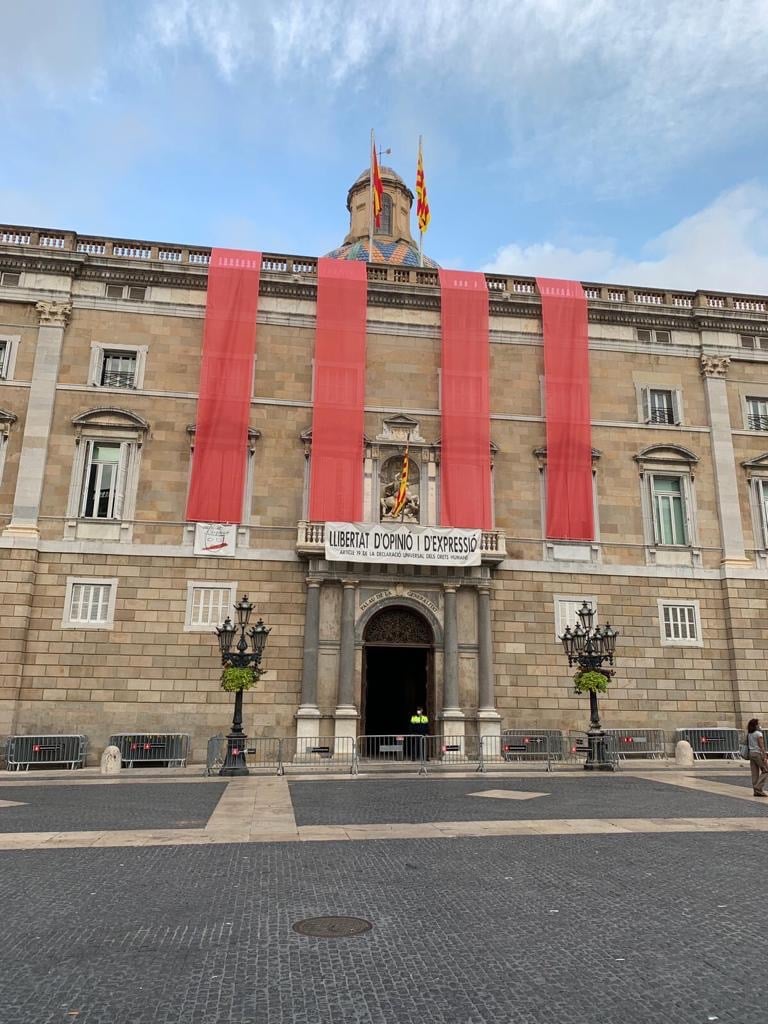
left=3, top=0, right=768, bottom=291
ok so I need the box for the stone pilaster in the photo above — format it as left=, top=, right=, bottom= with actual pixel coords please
left=700, top=355, right=751, bottom=567
left=3, top=301, right=71, bottom=538
left=440, top=583, right=465, bottom=745
left=295, top=577, right=322, bottom=740
left=476, top=582, right=501, bottom=744
left=334, top=579, right=359, bottom=742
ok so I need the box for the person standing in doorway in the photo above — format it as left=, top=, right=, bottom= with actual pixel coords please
left=746, top=718, right=768, bottom=797
left=409, top=706, right=429, bottom=761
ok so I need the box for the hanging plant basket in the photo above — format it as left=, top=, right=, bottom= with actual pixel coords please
left=573, top=670, right=609, bottom=695
left=221, top=667, right=258, bottom=692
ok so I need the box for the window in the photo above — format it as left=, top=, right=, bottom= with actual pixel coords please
left=375, top=194, right=393, bottom=236
left=0, top=271, right=21, bottom=287
left=643, top=388, right=680, bottom=425
left=740, top=334, right=768, bottom=351
left=66, top=409, right=148, bottom=542
left=554, top=596, right=598, bottom=640
left=658, top=600, right=702, bottom=647
left=105, top=283, right=146, bottom=301
left=746, top=397, right=768, bottom=431
left=637, top=328, right=671, bottom=345
left=62, top=577, right=118, bottom=629
left=750, top=476, right=768, bottom=549
left=89, top=343, right=147, bottom=389
left=0, top=335, right=19, bottom=381
left=184, top=582, right=237, bottom=632
left=651, top=475, right=687, bottom=545
left=80, top=441, right=127, bottom=519
left=100, top=350, right=137, bottom=388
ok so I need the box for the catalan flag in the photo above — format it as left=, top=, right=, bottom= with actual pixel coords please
left=416, top=138, right=430, bottom=234
left=391, top=444, right=410, bottom=518
left=371, top=138, right=384, bottom=230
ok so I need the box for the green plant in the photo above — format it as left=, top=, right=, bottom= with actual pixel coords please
left=573, top=669, right=609, bottom=694
left=220, top=666, right=259, bottom=692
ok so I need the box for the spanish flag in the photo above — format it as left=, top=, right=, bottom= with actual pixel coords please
left=372, top=140, right=384, bottom=229
left=391, top=444, right=410, bottom=518
left=416, top=138, right=430, bottom=234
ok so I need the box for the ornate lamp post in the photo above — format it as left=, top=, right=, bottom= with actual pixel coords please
left=215, top=595, right=271, bottom=777
left=559, top=601, right=618, bottom=771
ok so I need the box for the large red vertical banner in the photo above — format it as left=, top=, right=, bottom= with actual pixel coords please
left=308, top=259, right=367, bottom=521
left=537, top=277, right=594, bottom=541
left=186, top=249, right=262, bottom=523
left=439, top=269, right=492, bottom=529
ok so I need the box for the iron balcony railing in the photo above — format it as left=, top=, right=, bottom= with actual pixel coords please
left=100, top=369, right=136, bottom=388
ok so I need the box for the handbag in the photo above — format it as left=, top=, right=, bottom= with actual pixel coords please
left=739, top=736, right=750, bottom=760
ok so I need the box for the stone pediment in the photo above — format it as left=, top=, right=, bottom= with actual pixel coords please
left=634, top=443, right=698, bottom=466
left=72, top=407, right=149, bottom=434
left=741, top=452, right=768, bottom=476
left=377, top=414, right=424, bottom=444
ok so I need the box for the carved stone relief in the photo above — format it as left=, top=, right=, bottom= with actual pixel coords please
left=364, top=606, right=433, bottom=645
left=379, top=453, right=421, bottom=523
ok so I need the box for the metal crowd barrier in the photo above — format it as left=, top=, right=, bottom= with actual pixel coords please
left=675, top=727, right=740, bottom=760
left=604, top=728, right=667, bottom=760
left=503, top=730, right=564, bottom=762
left=206, top=734, right=227, bottom=775
left=109, top=733, right=190, bottom=768
left=5, top=734, right=87, bottom=771
left=480, top=733, right=554, bottom=772
left=565, top=731, right=619, bottom=770
left=355, top=735, right=476, bottom=774
left=281, top=736, right=356, bottom=773
left=246, top=737, right=282, bottom=773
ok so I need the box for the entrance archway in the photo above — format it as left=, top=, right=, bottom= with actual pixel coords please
left=362, top=606, right=434, bottom=735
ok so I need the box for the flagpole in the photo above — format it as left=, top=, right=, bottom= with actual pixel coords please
left=418, top=135, right=424, bottom=267
left=369, top=128, right=374, bottom=261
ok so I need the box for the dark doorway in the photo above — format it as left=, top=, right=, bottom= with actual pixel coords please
left=362, top=606, right=434, bottom=736
left=364, top=646, right=429, bottom=735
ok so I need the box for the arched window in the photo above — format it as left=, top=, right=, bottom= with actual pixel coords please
left=375, top=194, right=393, bottom=236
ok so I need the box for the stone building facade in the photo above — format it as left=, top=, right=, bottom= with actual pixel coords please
left=1, top=168, right=767, bottom=761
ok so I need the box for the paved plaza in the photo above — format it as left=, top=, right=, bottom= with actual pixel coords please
left=1, top=766, right=767, bottom=1024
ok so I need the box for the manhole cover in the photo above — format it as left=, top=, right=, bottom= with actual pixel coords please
left=292, top=916, right=372, bottom=938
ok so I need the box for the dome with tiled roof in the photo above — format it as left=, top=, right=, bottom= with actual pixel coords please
left=325, top=165, right=438, bottom=268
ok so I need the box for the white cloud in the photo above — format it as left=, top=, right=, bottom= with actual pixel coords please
left=142, top=0, right=768, bottom=189
left=483, top=183, right=768, bottom=292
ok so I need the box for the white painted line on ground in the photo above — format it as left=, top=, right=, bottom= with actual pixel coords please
left=468, top=789, right=549, bottom=801
left=0, top=799, right=27, bottom=808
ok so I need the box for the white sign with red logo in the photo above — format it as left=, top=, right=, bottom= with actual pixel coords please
left=193, top=522, right=237, bottom=557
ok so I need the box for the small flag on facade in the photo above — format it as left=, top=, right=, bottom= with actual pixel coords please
left=391, top=444, right=410, bottom=518
left=416, top=138, right=430, bottom=234
left=372, top=138, right=384, bottom=230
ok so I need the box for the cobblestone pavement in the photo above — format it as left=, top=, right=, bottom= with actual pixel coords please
left=289, top=774, right=768, bottom=825
left=2, top=773, right=767, bottom=1024
left=0, top=781, right=226, bottom=833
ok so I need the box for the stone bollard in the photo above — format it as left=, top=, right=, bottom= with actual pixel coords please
left=675, top=739, right=694, bottom=768
left=100, top=744, right=122, bottom=775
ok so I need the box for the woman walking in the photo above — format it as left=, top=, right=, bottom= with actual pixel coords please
left=746, top=719, right=768, bottom=797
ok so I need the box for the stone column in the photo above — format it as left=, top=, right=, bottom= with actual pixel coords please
left=440, top=584, right=465, bottom=746
left=701, top=355, right=751, bottom=567
left=334, top=579, right=359, bottom=743
left=3, top=302, right=71, bottom=537
left=295, top=577, right=322, bottom=741
left=476, top=582, right=502, bottom=745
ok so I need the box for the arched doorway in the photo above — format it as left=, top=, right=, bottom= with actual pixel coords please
left=362, top=606, right=434, bottom=735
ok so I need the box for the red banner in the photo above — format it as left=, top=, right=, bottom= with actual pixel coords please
left=439, top=269, right=492, bottom=529
left=308, top=259, right=367, bottom=521
left=537, top=277, right=594, bottom=541
left=186, top=249, right=261, bottom=523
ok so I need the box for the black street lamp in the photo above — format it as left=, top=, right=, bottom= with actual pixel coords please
left=559, top=601, right=618, bottom=771
left=215, top=595, right=271, bottom=777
